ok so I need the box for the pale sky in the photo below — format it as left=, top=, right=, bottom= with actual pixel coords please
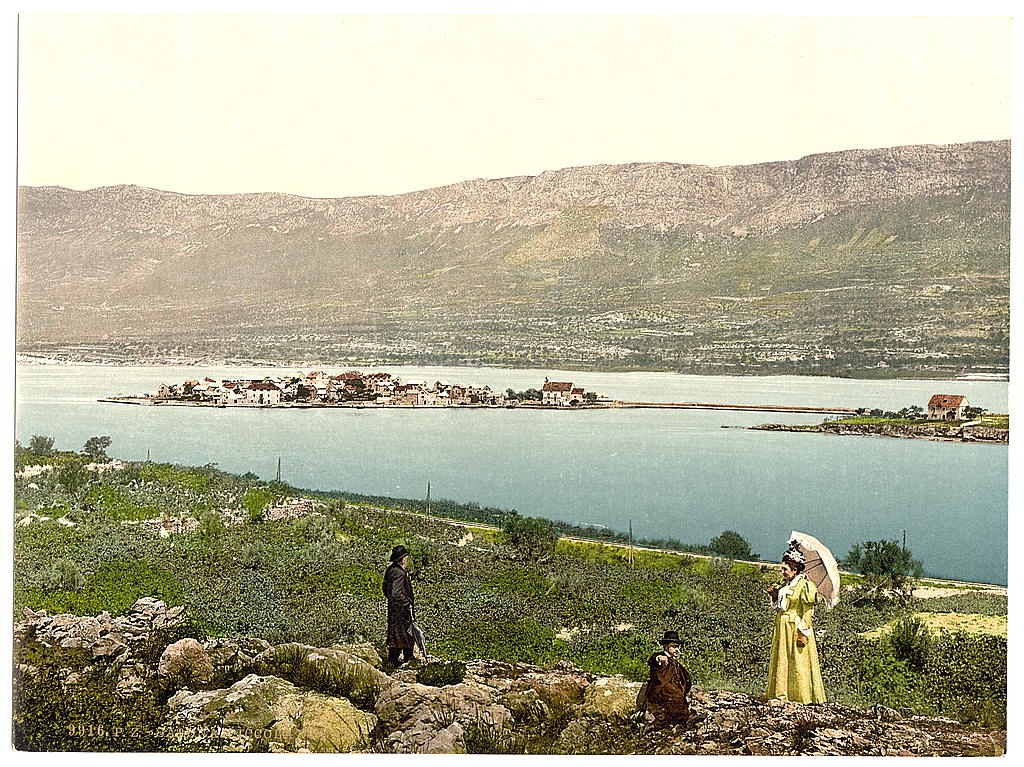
left=17, top=13, right=1013, bottom=198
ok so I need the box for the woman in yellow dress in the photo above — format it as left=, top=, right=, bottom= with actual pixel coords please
left=765, top=549, right=826, bottom=703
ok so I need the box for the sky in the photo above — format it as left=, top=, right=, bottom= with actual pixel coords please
left=16, top=12, right=1013, bottom=199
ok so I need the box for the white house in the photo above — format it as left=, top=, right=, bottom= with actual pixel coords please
left=927, top=394, right=969, bottom=420
left=541, top=380, right=575, bottom=406
left=246, top=381, right=282, bottom=406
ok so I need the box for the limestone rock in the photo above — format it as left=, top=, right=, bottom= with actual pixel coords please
left=158, top=638, right=216, bottom=691
left=163, top=673, right=376, bottom=753
left=581, top=675, right=643, bottom=720
left=251, top=643, right=392, bottom=706
left=375, top=679, right=512, bottom=753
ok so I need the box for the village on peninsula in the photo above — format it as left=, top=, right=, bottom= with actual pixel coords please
left=101, top=371, right=613, bottom=408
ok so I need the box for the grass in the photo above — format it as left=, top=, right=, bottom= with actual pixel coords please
left=860, top=612, right=1007, bottom=639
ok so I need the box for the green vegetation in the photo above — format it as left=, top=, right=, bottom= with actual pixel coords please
left=841, top=539, right=924, bottom=607
left=416, top=660, right=467, bottom=687
left=708, top=530, right=758, bottom=560
left=13, top=444, right=1007, bottom=743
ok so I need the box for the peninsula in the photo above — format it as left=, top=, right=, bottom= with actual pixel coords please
left=99, top=370, right=858, bottom=415
left=752, top=395, right=1008, bottom=444
left=101, top=371, right=613, bottom=409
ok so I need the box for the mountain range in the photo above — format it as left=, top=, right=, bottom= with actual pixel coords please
left=16, top=140, right=1010, bottom=376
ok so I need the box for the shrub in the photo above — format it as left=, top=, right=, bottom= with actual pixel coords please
left=854, top=642, right=922, bottom=709
left=13, top=650, right=193, bottom=752
left=924, top=632, right=1006, bottom=727
left=240, top=487, right=277, bottom=522
left=82, top=436, right=112, bottom=462
left=28, top=435, right=55, bottom=456
left=888, top=615, right=931, bottom=671
left=389, top=538, right=436, bottom=580
left=708, top=530, right=757, bottom=560
left=416, top=660, right=467, bottom=687
left=501, top=515, right=558, bottom=561
left=842, top=539, right=923, bottom=607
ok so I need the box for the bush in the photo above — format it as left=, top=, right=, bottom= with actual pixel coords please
left=389, top=538, right=436, bottom=580
left=483, top=568, right=553, bottom=599
left=416, top=659, right=467, bottom=687
left=708, top=530, right=757, bottom=560
left=842, top=539, right=923, bottom=607
left=82, top=436, right=112, bottom=462
left=28, top=435, right=55, bottom=457
left=924, top=632, right=1006, bottom=727
left=888, top=615, right=931, bottom=671
left=501, top=515, right=558, bottom=561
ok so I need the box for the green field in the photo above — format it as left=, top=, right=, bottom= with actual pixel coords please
left=14, top=444, right=1007, bottom=733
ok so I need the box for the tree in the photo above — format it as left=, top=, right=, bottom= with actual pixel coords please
left=709, top=530, right=758, bottom=560
left=501, top=515, right=558, bottom=561
left=841, top=539, right=923, bottom=607
left=963, top=406, right=988, bottom=420
left=82, top=436, right=112, bottom=462
left=29, top=435, right=55, bottom=456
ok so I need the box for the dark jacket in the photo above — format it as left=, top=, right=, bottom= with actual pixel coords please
left=383, top=562, right=415, bottom=649
left=644, top=651, right=692, bottom=725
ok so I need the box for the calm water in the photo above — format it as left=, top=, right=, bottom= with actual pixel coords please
left=15, top=364, right=1009, bottom=585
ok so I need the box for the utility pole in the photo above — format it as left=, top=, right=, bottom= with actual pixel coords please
left=628, top=520, right=635, bottom=567
left=426, top=482, right=431, bottom=515
left=146, top=448, right=150, bottom=462
left=276, top=457, right=281, bottom=483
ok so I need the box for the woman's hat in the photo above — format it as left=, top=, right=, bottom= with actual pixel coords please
left=783, top=548, right=805, bottom=565
left=659, top=630, right=681, bottom=645
left=390, top=545, right=410, bottom=562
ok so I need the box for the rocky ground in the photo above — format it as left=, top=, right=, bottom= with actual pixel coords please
left=14, top=599, right=1006, bottom=755
left=753, top=421, right=1009, bottom=444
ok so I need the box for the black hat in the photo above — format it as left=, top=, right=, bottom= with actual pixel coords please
left=659, top=630, right=681, bottom=645
left=390, top=545, right=410, bottom=562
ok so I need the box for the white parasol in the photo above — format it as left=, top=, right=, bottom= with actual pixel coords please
left=787, top=531, right=841, bottom=609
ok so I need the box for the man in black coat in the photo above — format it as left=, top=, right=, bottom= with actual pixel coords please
left=383, top=545, right=415, bottom=667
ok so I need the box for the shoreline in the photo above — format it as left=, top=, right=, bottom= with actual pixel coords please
left=99, top=397, right=857, bottom=415
left=751, top=421, right=1009, bottom=445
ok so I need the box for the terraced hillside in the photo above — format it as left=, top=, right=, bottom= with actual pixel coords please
left=17, top=141, right=1009, bottom=376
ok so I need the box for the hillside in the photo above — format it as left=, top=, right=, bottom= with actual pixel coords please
left=16, top=140, right=1009, bottom=376
left=13, top=445, right=1007, bottom=752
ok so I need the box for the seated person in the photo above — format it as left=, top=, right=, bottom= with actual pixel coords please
left=640, top=630, right=706, bottom=730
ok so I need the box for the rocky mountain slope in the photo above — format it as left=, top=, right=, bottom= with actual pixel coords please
left=14, top=599, right=1005, bottom=755
left=16, top=141, right=1010, bottom=375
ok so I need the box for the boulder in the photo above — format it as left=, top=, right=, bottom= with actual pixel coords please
left=374, top=679, right=512, bottom=753
left=163, top=673, right=376, bottom=753
left=251, top=643, right=392, bottom=706
left=158, top=638, right=216, bottom=691
left=581, top=676, right=643, bottom=720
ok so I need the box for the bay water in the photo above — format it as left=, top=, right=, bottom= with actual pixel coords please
left=15, top=364, right=1008, bottom=585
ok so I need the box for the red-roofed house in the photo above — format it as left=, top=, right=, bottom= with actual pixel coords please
left=927, top=394, right=969, bottom=420
left=541, top=380, right=575, bottom=406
